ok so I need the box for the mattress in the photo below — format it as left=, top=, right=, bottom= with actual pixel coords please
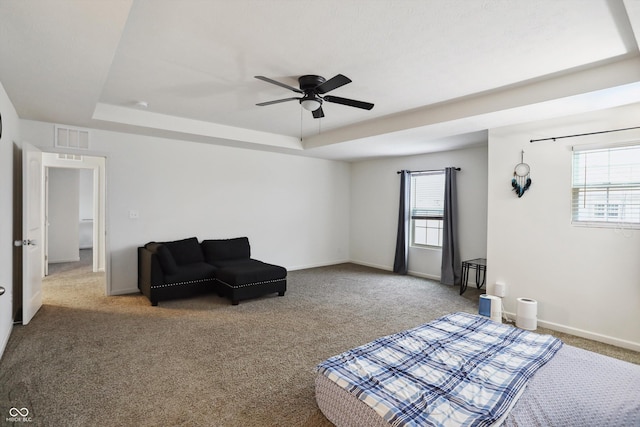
left=316, top=335, right=640, bottom=426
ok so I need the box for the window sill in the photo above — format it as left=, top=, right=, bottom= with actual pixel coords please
left=410, top=245, right=442, bottom=251
left=571, top=222, right=640, bottom=230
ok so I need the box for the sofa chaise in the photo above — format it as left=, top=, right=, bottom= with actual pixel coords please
left=138, top=236, right=286, bottom=306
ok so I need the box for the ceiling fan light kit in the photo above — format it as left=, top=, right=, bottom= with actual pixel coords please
left=300, top=95, right=322, bottom=112
left=255, top=74, right=374, bottom=119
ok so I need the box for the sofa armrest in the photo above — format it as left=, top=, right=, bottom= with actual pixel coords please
left=138, top=246, right=164, bottom=295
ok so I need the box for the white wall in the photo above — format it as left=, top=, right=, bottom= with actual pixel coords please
left=487, top=102, right=640, bottom=350
left=79, top=168, right=94, bottom=220
left=48, top=168, right=80, bottom=263
left=78, top=169, right=93, bottom=249
left=0, top=81, right=20, bottom=358
left=21, top=120, right=351, bottom=295
left=350, top=145, right=488, bottom=279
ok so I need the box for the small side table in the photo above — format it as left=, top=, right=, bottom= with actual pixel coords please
left=460, top=258, right=486, bottom=295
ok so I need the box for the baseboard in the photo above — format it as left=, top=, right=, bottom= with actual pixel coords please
left=407, top=270, right=440, bottom=281
left=49, top=257, right=80, bottom=264
left=503, top=311, right=640, bottom=352
left=348, top=260, right=443, bottom=282
left=287, top=259, right=351, bottom=271
left=349, top=260, right=392, bottom=272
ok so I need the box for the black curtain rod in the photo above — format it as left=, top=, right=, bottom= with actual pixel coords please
left=397, top=167, right=461, bottom=174
left=529, top=126, right=640, bottom=143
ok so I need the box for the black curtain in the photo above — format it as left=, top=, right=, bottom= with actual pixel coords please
left=440, top=167, right=461, bottom=285
left=393, top=170, right=410, bottom=274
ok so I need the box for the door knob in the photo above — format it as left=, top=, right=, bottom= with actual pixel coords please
left=14, top=240, right=35, bottom=247
left=0, top=287, right=5, bottom=296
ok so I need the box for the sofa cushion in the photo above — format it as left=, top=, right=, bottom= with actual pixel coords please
left=164, top=262, right=217, bottom=285
left=202, top=237, right=250, bottom=264
left=163, top=237, right=204, bottom=265
left=216, top=260, right=286, bottom=286
left=210, top=259, right=253, bottom=269
left=156, top=245, right=178, bottom=274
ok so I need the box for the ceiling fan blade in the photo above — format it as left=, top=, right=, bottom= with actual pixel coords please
left=315, top=74, right=352, bottom=94
left=256, top=97, right=300, bottom=106
left=312, top=106, right=325, bottom=119
left=255, top=76, right=303, bottom=93
left=324, top=95, right=374, bottom=110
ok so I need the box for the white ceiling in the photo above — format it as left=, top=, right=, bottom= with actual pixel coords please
left=1, top=0, right=640, bottom=161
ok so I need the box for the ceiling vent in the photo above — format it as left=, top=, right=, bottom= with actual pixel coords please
left=55, top=125, right=90, bottom=149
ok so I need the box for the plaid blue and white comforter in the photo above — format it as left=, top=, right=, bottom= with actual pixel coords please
left=317, top=312, right=562, bottom=427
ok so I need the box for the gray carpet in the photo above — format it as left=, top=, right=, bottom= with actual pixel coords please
left=1, top=252, right=638, bottom=426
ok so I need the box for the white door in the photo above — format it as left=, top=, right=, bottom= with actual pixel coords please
left=22, top=143, right=43, bottom=325
left=43, top=167, right=49, bottom=276
left=0, top=283, right=9, bottom=356
left=0, top=128, right=14, bottom=359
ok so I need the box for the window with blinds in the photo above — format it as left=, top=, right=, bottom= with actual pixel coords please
left=410, top=171, right=445, bottom=247
left=572, top=144, right=640, bottom=228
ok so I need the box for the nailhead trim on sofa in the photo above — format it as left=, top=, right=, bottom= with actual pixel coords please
left=151, top=278, right=216, bottom=289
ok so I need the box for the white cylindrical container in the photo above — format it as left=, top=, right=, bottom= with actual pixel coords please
left=516, top=298, right=538, bottom=330
left=490, top=296, right=502, bottom=323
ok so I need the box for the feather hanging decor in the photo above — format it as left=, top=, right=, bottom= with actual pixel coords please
left=511, top=150, right=532, bottom=198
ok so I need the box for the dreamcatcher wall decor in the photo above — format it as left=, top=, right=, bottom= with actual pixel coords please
left=511, top=150, right=531, bottom=198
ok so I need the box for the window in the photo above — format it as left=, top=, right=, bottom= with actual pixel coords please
left=410, top=172, right=445, bottom=247
left=572, top=144, right=640, bottom=228
left=55, top=125, right=90, bottom=149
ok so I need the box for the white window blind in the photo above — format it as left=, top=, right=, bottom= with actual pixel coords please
left=411, top=172, right=444, bottom=218
left=572, top=144, right=640, bottom=228
left=411, top=172, right=445, bottom=246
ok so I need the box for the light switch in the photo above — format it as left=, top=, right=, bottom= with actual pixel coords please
left=129, top=210, right=139, bottom=219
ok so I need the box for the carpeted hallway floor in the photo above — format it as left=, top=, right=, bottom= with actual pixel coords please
left=1, top=252, right=638, bottom=426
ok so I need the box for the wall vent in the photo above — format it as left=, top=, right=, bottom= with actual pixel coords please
left=55, top=125, right=90, bottom=149
left=57, top=153, right=83, bottom=161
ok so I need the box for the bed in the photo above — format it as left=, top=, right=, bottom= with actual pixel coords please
left=315, top=312, right=640, bottom=426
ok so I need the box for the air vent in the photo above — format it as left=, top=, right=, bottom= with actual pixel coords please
left=55, top=125, right=90, bottom=149
left=57, top=153, right=83, bottom=161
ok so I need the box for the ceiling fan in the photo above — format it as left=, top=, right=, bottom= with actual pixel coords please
left=254, top=74, right=374, bottom=119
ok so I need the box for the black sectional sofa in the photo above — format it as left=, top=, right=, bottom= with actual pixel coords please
left=138, top=237, right=286, bottom=306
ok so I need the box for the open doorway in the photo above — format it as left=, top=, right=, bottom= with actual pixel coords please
left=41, top=153, right=107, bottom=294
